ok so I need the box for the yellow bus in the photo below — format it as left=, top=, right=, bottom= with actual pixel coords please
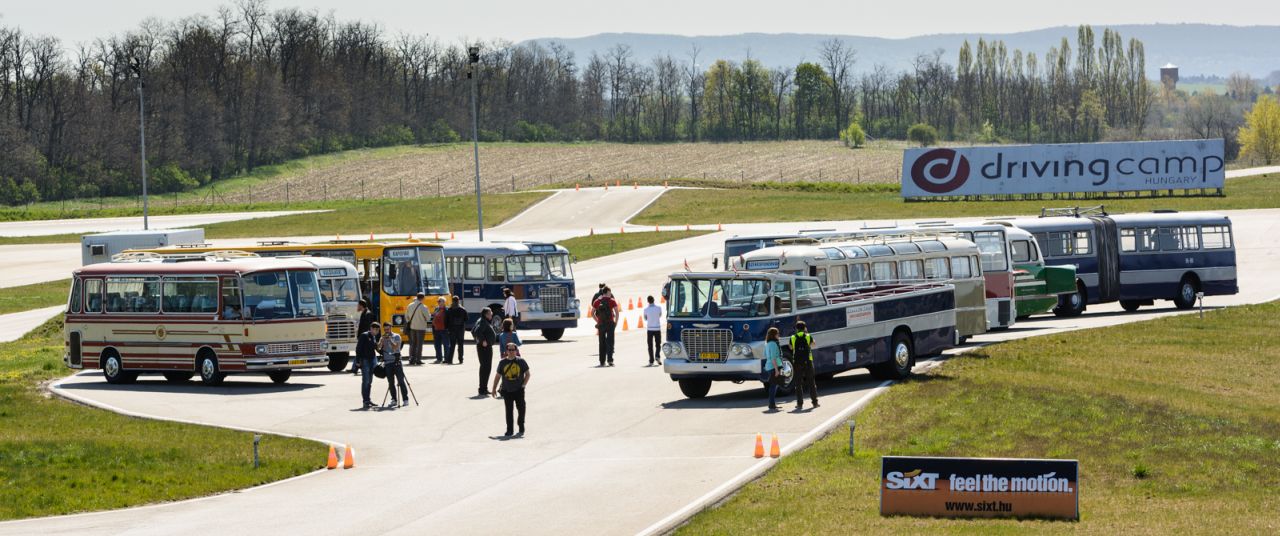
left=127, top=239, right=449, bottom=363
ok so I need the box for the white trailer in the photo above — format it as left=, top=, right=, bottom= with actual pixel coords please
left=81, top=229, right=205, bottom=265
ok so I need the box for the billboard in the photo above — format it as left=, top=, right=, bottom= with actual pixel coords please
left=901, top=139, right=1225, bottom=197
left=880, top=456, right=1079, bottom=519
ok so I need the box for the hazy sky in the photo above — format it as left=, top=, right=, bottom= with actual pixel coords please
left=4, top=0, right=1278, bottom=46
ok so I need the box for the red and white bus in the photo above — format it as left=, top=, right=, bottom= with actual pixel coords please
left=63, top=256, right=329, bottom=385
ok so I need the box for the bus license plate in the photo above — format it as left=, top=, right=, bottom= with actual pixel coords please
left=699, top=352, right=719, bottom=360
left=289, top=359, right=307, bottom=365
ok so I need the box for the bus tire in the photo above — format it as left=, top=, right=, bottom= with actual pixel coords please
left=678, top=379, right=712, bottom=399
left=871, top=330, right=913, bottom=380
left=1173, top=276, right=1199, bottom=310
left=101, top=350, right=136, bottom=385
left=326, top=353, right=349, bottom=372
left=1120, top=300, right=1141, bottom=312
left=163, top=371, right=193, bottom=383
left=1054, top=282, right=1087, bottom=318
left=268, top=370, right=292, bottom=384
left=541, top=329, right=565, bottom=341
left=198, top=351, right=225, bottom=386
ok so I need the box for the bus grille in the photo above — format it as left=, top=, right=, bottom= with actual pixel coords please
left=681, top=329, right=731, bottom=362
left=540, top=286, right=569, bottom=312
left=327, top=317, right=356, bottom=341
left=264, top=340, right=325, bottom=355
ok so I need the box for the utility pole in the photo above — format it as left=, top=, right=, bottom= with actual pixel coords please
left=137, top=71, right=149, bottom=230
left=469, top=45, right=484, bottom=241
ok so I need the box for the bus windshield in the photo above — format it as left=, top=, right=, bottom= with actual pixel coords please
left=320, top=277, right=360, bottom=304
left=382, top=247, right=447, bottom=296
left=969, top=231, right=1010, bottom=272
left=546, top=254, right=571, bottom=280
left=667, top=278, right=771, bottom=318
left=506, top=255, right=547, bottom=282
left=243, top=270, right=324, bottom=320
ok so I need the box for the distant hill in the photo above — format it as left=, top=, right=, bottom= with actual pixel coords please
left=526, top=24, right=1280, bottom=79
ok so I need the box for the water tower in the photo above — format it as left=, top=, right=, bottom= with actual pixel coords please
left=1160, top=63, right=1179, bottom=90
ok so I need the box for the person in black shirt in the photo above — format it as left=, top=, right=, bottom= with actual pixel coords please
left=490, top=343, right=530, bottom=437
left=351, top=299, right=376, bottom=375
left=445, top=295, right=468, bottom=364
left=354, top=322, right=380, bottom=409
left=471, top=308, right=499, bottom=397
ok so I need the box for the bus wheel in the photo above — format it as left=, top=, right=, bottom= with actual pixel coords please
left=1173, top=277, right=1199, bottom=310
left=268, top=370, right=292, bottom=384
left=678, top=379, right=712, bottom=399
left=871, top=331, right=913, bottom=380
left=540, top=329, right=565, bottom=341
left=1120, top=300, right=1141, bottom=312
left=198, top=352, right=225, bottom=386
left=102, top=351, right=137, bottom=385
left=1054, top=283, right=1087, bottom=318
left=326, top=353, right=349, bottom=372
left=163, top=372, right=193, bottom=383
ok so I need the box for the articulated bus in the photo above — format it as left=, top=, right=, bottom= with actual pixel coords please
left=989, top=209, right=1238, bottom=314
left=739, top=236, right=988, bottom=342
left=65, top=257, right=329, bottom=385
left=126, top=240, right=449, bottom=340
left=443, top=242, right=580, bottom=341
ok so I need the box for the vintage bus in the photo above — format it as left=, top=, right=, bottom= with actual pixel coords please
left=990, top=209, right=1238, bottom=314
left=737, top=236, right=988, bottom=342
left=661, top=271, right=957, bottom=399
left=442, top=242, right=580, bottom=341
left=126, top=239, right=448, bottom=340
left=64, top=256, right=328, bottom=385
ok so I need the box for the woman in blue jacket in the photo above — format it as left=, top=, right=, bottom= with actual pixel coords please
left=763, top=327, right=785, bottom=411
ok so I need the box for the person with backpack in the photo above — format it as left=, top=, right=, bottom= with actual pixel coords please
left=379, top=324, right=408, bottom=408
left=789, top=321, right=819, bottom=410
left=404, top=292, right=430, bottom=365
left=490, top=343, right=531, bottom=438
left=591, top=286, right=619, bottom=367
left=498, top=317, right=522, bottom=351
left=764, top=327, right=786, bottom=411
left=431, top=297, right=449, bottom=364
left=445, top=295, right=467, bottom=364
left=472, top=308, right=499, bottom=397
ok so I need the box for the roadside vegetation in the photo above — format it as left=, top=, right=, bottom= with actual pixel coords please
left=0, top=318, right=323, bottom=520
left=561, top=230, right=710, bottom=262
left=0, top=279, right=70, bottom=315
left=633, top=174, right=1280, bottom=225
left=680, top=301, right=1280, bottom=534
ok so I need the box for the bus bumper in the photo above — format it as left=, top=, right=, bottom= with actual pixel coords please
left=517, top=311, right=579, bottom=329
left=326, top=341, right=356, bottom=354
left=664, top=358, right=763, bottom=382
left=244, top=354, right=329, bottom=371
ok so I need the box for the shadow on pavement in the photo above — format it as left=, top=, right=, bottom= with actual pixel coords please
left=60, top=372, right=323, bottom=395
left=659, top=370, right=890, bottom=410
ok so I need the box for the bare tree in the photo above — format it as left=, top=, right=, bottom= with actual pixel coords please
left=819, top=38, right=855, bottom=136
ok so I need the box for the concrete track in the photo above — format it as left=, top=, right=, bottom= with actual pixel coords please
left=3, top=204, right=1278, bottom=535
left=0, top=210, right=325, bottom=237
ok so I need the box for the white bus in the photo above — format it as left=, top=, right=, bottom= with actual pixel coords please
left=443, top=242, right=580, bottom=341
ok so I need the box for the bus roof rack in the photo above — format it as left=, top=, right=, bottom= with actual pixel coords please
left=774, top=237, right=820, bottom=245
left=1040, top=206, right=1108, bottom=218
left=256, top=240, right=303, bottom=247
left=175, top=243, right=214, bottom=249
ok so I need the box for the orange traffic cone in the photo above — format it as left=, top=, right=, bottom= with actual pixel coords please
left=408, top=232, right=413, bottom=240
left=622, top=318, right=629, bottom=331
left=637, top=315, right=644, bottom=329
left=576, top=183, right=580, bottom=191
left=343, top=444, right=356, bottom=469
left=616, top=179, right=621, bottom=187
left=770, top=434, right=781, bottom=458
left=685, top=223, right=691, bottom=231
left=327, top=445, right=339, bottom=469
left=369, top=232, right=375, bottom=240
left=450, top=232, right=455, bottom=240
left=660, top=295, right=666, bottom=304
left=753, top=433, right=765, bottom=458
left=655, top=225, right=660, bottom=233
left=664, top=180, right=669, bottom=188
left=434, top=230, right=440, bottom=240
left=717, top=223, right=723, bottom=231
left=628, top=298, right=634, bottom=310
left=633, top=181, right=638, bottom=189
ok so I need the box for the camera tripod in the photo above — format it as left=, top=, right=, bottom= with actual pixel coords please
left=381, top=360, right=420, bottom=407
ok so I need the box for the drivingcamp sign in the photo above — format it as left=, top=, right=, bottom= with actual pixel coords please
left=880, top=456, right=1079, bottom=519
left=900, top=139, right=1225, bottom=197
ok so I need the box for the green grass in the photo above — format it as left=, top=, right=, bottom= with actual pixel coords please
left=0, top=279, right=70, bottom=315
left=561, top=230, right=711, bottom=262
left=0, top=192, right=550, bottom=246
left=0, top=318, right=324, bottom=520
left=679, top=302, right=1280, bottom=534
left=634, top=175, right=1280, bottom=225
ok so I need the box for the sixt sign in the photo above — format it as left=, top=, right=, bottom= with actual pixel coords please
left=881, top=456, right=1079, bottom=519
left=901, top=139, right=1225, bottom=197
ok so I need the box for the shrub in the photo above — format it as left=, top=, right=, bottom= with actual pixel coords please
left=907, top=123, right=939, bottom=147
left=150, top=163, right=199, bottom=194
left=976, top=120, right=1001, bottom=143
left=422, top=119, right=461, bottom=143
left=372, top=124, right=415, bottom=147
left=840, top=122, right=866, bottom=148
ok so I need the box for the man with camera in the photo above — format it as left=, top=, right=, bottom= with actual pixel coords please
left=355, top=321, right=381, bottom=409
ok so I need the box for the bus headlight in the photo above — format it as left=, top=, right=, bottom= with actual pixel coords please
left=255, top=344, right=269, bottom=355
left=527, top=301, right=541, bottom=313
left=662, top=342, right=681, bottom=358
left=392, top=314, right=405, bottom=326
left=730, top=343, right=753, bottom=358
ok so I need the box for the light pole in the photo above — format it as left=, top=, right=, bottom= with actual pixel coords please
left=468, top=45, right=483, bottom=241
left=135, top=69, right=149, bottom=230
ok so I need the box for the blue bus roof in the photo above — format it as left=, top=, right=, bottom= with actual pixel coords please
left=442, top=242, right=569, bottom=255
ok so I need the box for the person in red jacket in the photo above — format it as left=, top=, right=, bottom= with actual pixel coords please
left=591, top=287, right=620, bottom=367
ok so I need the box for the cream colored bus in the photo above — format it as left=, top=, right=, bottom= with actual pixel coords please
left=64, top=256, right=329, bottom=386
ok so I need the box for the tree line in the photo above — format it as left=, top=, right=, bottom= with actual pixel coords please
left=0, top=2, right=1212, bottom=204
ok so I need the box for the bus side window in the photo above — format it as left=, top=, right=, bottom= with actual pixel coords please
left=794, top=279, right=826, bottom=309
left=773, top=281, right=793, bottom=315
left=925, top=257, right=950, bottom=280
left=1120, top=228, right=1137, bottom=252
left=871, top=261, right=896, bottom=285
left=1202, top=225, right=1232, bottom=249
left=1073, top=231, right=1092, bottom=255
left=464, top=256, right=484, bottom=281
left=488, top=257, right=506, bottom=282
left=68, top=278, right=82, bottom=314
left=1136, top=228, right=1159, bottom=252
left=1010, top=240, right=1032, bottom=263
left=221, top=277, right=243, bottom=320
left=848, top=263, right=870, bottom=284
left=1179, top=226, right=1200, bottom=250
left=898, top=260, right=923, bottom=282
left=84, top=279, right=103, bottom=313
left=950, top=256, right=971, bottom=278
left=827, top=265, right=848, bottom=287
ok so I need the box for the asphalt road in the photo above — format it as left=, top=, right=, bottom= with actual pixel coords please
left=0, top=210, right=326, bottom=237
left=5, top=204, right=1279, bottom=535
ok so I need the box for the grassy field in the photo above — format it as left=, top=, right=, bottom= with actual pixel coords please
left=561, top=230, right=710, bottom=262
left=0, top=279, right=70, bottom=315
left=679, top=302, right=1280, bottom=534
left=0, top=318, right=323, bottom=520
left=634, top=174, right=1280, bottom=225
left=0, top=192, right=550, bottom=246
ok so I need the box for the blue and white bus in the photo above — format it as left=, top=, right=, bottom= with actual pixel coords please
left=660, top=271, right=957, bottom=399
left=988, top=209, right=1238, bottom=314
left=443, top=242, right=580, bottom=340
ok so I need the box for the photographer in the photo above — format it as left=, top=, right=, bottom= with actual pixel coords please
left=380, top=326, right=408, bottom=408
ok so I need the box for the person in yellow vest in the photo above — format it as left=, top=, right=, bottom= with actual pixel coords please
left=789, top=321, right=819, bottom=410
